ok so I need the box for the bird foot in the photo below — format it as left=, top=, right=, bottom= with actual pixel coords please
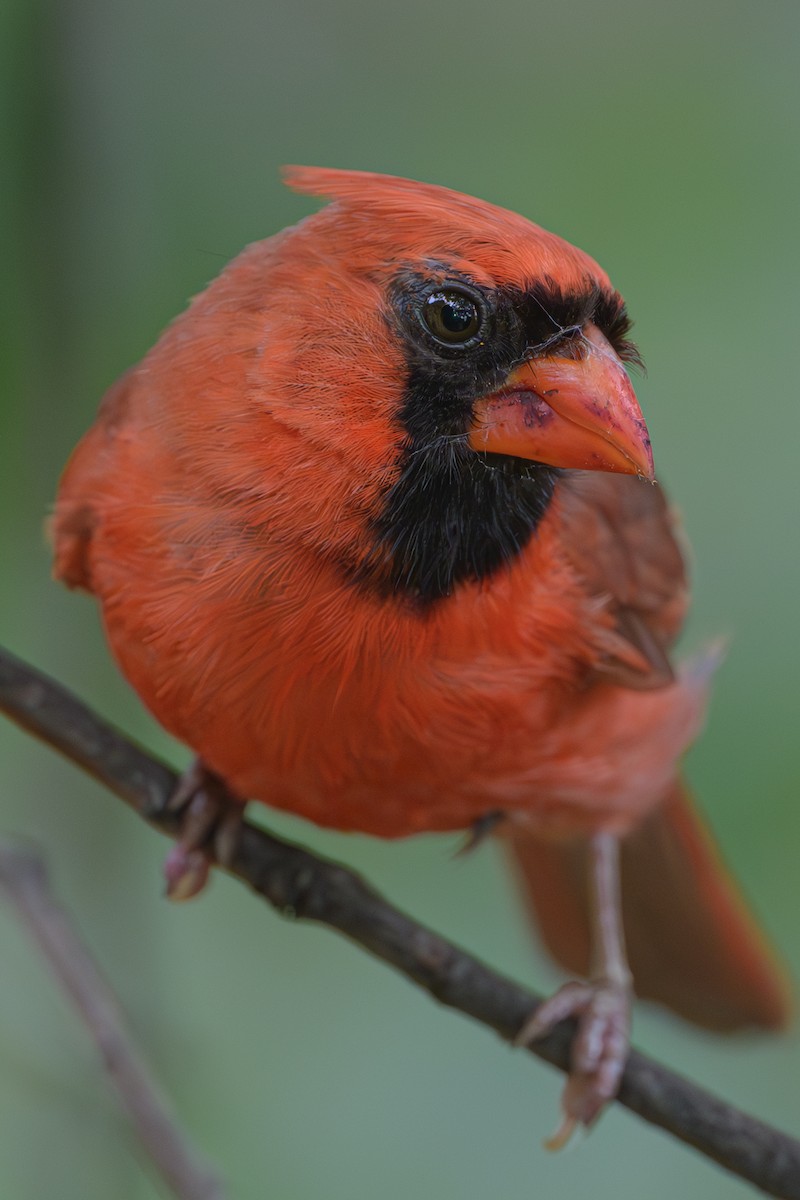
left=163, top=761, right=244, bottom=900
left=516, top=977, right=631, bottom=1149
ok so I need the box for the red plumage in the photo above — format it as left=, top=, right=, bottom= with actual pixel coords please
left=52, top=168, right=790, bottom=1136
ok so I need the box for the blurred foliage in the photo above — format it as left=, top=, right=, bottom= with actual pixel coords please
left=1, top=0, right=799, bottom=1196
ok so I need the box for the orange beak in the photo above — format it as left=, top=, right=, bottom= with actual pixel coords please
left=467, top=323, right=654, bottom=479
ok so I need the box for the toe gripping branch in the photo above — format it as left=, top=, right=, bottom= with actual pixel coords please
left=163, top=761, right=245, bottom=900
left=517, top=833, right=632, bottom=1148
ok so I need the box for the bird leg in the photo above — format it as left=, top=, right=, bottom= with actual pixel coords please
left=163, top=760, right=245, bottom=900
left=516, top=832, right=631, bottom=1148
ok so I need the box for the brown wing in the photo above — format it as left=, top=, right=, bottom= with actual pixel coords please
left=555, top=471, right=689, bottom=688
left=506, top=474, right=790, bottom=1030
left=51, top=370, right=136, bottom=593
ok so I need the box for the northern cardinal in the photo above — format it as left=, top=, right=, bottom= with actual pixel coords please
left=52, top=167, right=789, bottom=1142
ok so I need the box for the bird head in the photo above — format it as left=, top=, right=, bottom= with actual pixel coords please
left=287, top=166, right=649, bottom=463
left=161, top=168, right=652, bottom=602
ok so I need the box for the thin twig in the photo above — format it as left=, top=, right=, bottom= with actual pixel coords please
left=0, top=839, right=226, bottom=1200
left=1, top=644, right=799, bottom=1199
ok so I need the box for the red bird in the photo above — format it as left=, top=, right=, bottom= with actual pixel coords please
left=52, top=168, right=789, bottom=1142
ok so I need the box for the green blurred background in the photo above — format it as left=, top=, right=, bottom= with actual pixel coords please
left=2, top=0, right=799, bottom=1196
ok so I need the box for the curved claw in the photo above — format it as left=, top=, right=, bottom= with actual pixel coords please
left=164, top=843, right=211, bottom=901
left=544, top=1113, right=581, bottom=1153
left=517, top=977, right=632, bottom=1148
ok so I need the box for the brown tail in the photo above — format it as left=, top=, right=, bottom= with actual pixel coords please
left=503, top=781, right=791, bottom=1031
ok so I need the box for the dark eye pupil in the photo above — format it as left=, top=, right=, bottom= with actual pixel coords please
left=440, top=300, right=472, bottom=332
left=423, top=291, right=481, bottom=344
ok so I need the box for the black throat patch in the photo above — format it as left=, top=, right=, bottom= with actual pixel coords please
left=357, top=267, right=636, bottom=604
left=366, top=383, right=558, bottom=602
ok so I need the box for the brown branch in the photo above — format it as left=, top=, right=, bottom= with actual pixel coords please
left=1, top=643, right=799, bottom=1199
left=0, top=838, right=226, bottom=1200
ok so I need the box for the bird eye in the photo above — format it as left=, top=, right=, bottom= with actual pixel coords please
left=421, top=289, right=483, bottom=345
